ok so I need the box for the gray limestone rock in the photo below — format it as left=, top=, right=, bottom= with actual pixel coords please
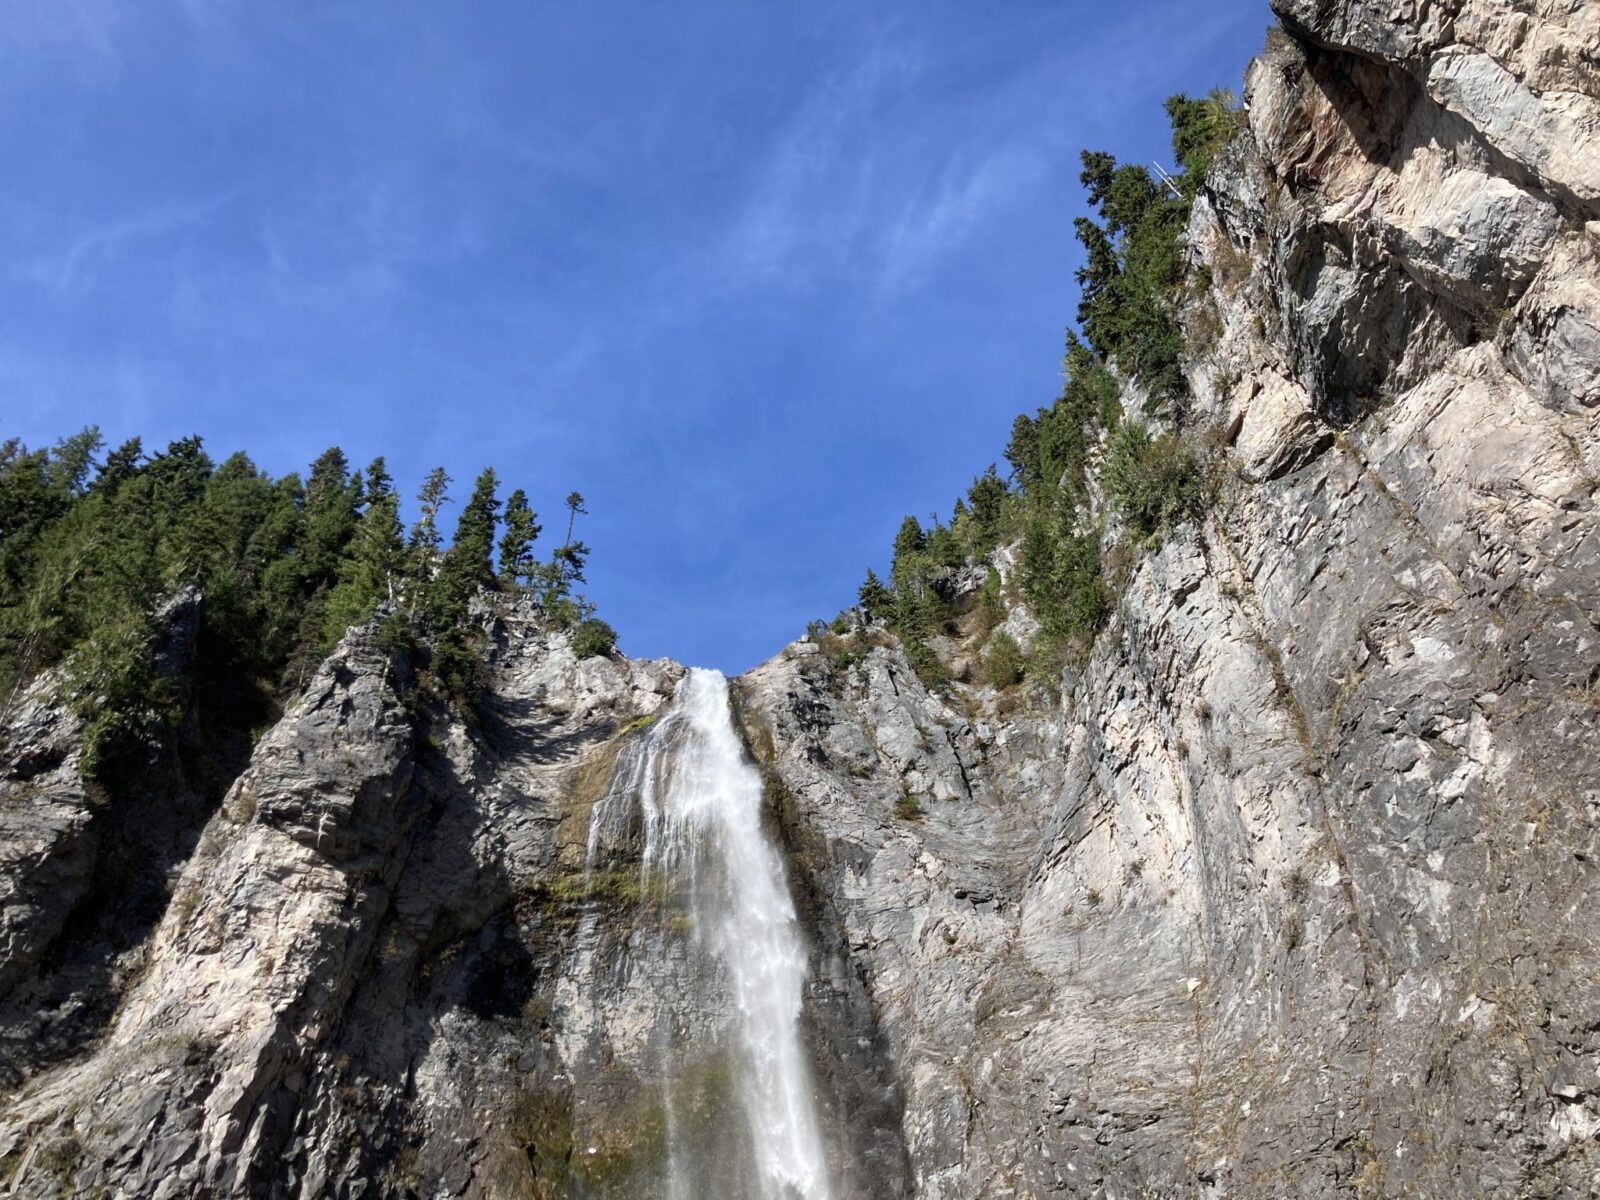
left=1, top=2, right=1598, bottom=1197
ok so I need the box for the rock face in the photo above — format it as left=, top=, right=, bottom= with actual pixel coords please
left=1, top=2, right=1597, bottom=1197
left=733, top=3, right=1600, bottom=1196
left=0, top=586, right=213, bottom=1088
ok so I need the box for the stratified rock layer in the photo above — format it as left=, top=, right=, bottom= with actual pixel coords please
left=0, top=2, right=1596, bottom=1197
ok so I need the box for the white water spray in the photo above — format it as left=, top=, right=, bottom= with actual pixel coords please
left=585, top=667, right=832, bottom=1199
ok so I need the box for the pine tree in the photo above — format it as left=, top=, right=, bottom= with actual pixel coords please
left=408, top=467, right=452, bottom=581
left=448, top=467, right=501, bottom=591
left=45, top=427, right=103, bottom=498
left=300, top=447, right=360, bottom=590
left=890, top=516, right=925, bottom=583
left=364, top=455, right=395, bottom=510
left=91, top=438, right=143, bottom=496
left=536, top=491, right=591, bottom=624
left=967, top=465, right=1008, bottom=550
left=498, top=489, right=542, bottom=588
left=322, top=456, right=406, bottom=645
left=419, top=467, right=500, bottom=697
left=858, top=569, right=893, bottom=621
left=561, top=490, right=587, bottom=546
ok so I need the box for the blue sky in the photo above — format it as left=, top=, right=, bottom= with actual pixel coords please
left=2, top=0, right=1269, bottom=673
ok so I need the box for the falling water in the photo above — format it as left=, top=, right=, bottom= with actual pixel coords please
left=582, top=667, right=832, bottom=1200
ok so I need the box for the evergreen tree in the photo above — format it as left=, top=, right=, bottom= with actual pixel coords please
left=498, top=488, right=542, bottom=588
left=408, top=466, right=452, bottom=580
left=300, top=447, right=360, bottom=589
left=91, top=437, right=143, bottom=495
left=0, top=432, right=618, bottom=763
left=536, top=490, right=591, bottom=624
left=364, top=455, right=395, bottom=509
left=967, top=465, right=1008, bottom=549
left=561, top=490, right=587, bottom=546
left=421, top=467, right=501, bottom=698
left=322, top=456, right=406, bottom=644
left=45, top=427, right=103, bottom=498
left=858, top=569, right=892, bottom=621
left=1005, top=414, right=1041, bottom=494
left=891, top=515, right=925, bottom=574
left=250, top=473, right=308, bottom=663
left=447, top=467, right=501, bottom=592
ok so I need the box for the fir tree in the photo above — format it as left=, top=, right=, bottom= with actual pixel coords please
left=536, top=491, right=591, bottom=624
left=858, top=569, right=893, bottom=621
left=322, top=456, right=406, bottom=644
left=498, top=488, right=542, bottom=588
left=91, top=437, right=143, bottom=495
left=409, top=466, right=452, bottom=579
left=448, top=467, right=501, bottom=592
left=422, top=467, right=501, bottom=697
left=967, top=465, right=1008, bottom=548
left=300, top=447, right=360, bottom=590
left=46, top=427, right=103, bottom=498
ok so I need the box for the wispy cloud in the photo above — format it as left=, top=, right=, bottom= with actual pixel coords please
left=720, top=32, right=920, bottom=287
left=715, top=20, right=1062, bottom=297
left=17, top=194, right=233, bottom=295
left=877, top=143, right=1044, bottom=292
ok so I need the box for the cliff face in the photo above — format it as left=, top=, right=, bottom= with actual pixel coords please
left=752, top=2, right=1600, bottom=1194
left=1, top=2, right=1597, bottom=1197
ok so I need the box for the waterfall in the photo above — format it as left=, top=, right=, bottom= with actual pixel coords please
left=581, top=667, right=832, bottom=1200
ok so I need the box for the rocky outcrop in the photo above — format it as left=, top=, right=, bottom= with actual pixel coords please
left=0, top=587, right=209, bottom=1088
left=0, top=607, right=699, bottom=1196
left=1, top=2, right=1596, bottom=1197
left=728, top=3, right=1600, bottom=1197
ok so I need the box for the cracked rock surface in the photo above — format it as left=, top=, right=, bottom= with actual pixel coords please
left=1, top=2, right=1597, bottom=1196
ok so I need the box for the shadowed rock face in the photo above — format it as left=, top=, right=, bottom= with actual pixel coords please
left=0, top=587, right=214, bottom=1089
left=0, top=610, right=908, bottom=1199
left=1, top=2, right=1597, bottom=1197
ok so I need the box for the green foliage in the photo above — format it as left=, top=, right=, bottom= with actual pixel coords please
left=857, top=569, right=893, bottom=621
left=965, top=466, right=1008, bottom=553
left=891, top=515, right=925, bottom=567
left=894, top=791, right=924, bottom=820
left=1020, top=518, right=1107, bottom=643
left=572, top=617, right=617, bottom=659
left=530, top=490, right=593, bottom=626
left=45, top=427, right=103, bottom=499
left=451, top=468, right=502, bottom=589
left=982, top=631, right=1026, bottom=689
left=1007, top=334, right=1119, bottom=512
left=815, top=628, right=872, bottom=677
left=420, top=467, right=502, bottom=699
left=977, top=566, right=1005, bottom=635
left=1000, top=332, right=1122, bottom=647
left=407, top=466, right=452, bottom=581
left=497, top=488, right=542, bottom=588
left=881, top=515, right=952, bottom=686
left=300, top=446, right=362, bottom=589
left=1072, top=91, right=1237, bottom=417
left=859, top=90, right=1235, bottom=674
left=1072, top=151, right=1190, bottom=411
left=1102, top=422, right=1212, bottom=540
left=322, top=456, right=405, bottom=647
left=62, top=609, right=178, bottom=774
left=1165, top=90, right=1241, bottom=190
left=0, top=429, right=615, bottom=770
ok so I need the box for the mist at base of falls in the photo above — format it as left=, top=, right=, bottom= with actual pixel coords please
left=570, top=667, right=833, bottom=1200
